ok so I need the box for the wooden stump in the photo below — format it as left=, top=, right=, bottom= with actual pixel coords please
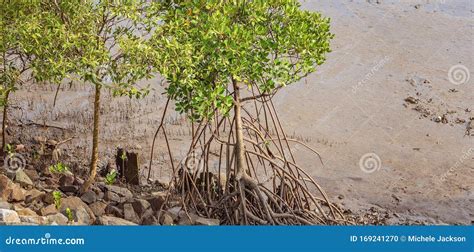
left=116, top=148, right=140, bottom=185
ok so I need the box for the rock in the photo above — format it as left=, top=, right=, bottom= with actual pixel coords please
left=123, top=203, right=140, bottom=224
left=40, top=204, right=58, bottom=216
left=178, top=218, right=193, bottom=225
left=178, top=212, right=200, bottom=225
left=441, top=114, right=448, bottom=124
left=151, top=191, right=167, bottom=197
left=19, top=215, right=45, bottom=225
left=0, top=176, right=25, bottom=202
left=42, top=192, right=55, bottom=205
left=132, top=199, right=151, bottom=217
left=74, top=177, right=84, bottom=187
left=60, top=197, right=96, bottom=224
left=166, top=206, right=182, bottom=220
left=14, top=206, right=38, bottom=217
left=96, top=182, right=106, bottom=190
left=46, top=213, right=68, bottom=225
left=0, top=201, right=12, bottom=209
left=89, top=202, right=107, bottom=217
left=105, top=185, right=133, bottom=199
left=194, top=217, right=220, bottom=226
left=104, top=191, right=121, bottom=203
left=14, top=170, right=33, bottom=186
left=80, top=191, right=97, bottom=204
left=68, top=207, right=91, bottom=225
left=9, top=184, right=25, bottom=202
left=404, top=96, right=418, bottom=104
left=60, top=196, right=88, bottom=210
left=59, top=185, right=79, bottom=193
left=160, top=212, right=174, bottom=225
left=141, top=209, right=157, bottom=225
left=23, top=169, right=40, bottom=182
left=97, top=216, right=137, bottom=225
left=96, top=191, right=104, bottom=201
left=25, top=189, right=45, bottom=204
left=43, top=176, right=58, bottom=184
left=105, top=204, right=124, bottom=218
left=0, top=209, right=20, bottom=224
left=91, top=186, right=103, bottom=198
left=0, top=175, right=13, bottom=201
left=59, top=174, right=75, bottom=187
left=146, top=193, right=166, bottom=211
left=28, top=200, right=44, bottom=214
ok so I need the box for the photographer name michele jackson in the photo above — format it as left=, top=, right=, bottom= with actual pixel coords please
left=408, top=235, right=466, bottom=243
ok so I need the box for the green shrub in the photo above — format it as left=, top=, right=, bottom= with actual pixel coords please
left=105, top=170, right=118, bottom=185
left=65, top=207, right=74, bottom=223
left=49, top=162, right=69, bottom=174
left=53, top=191, right=62, bottom=209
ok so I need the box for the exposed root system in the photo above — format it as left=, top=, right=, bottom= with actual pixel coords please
left=148, top=86, right=346, bottom=225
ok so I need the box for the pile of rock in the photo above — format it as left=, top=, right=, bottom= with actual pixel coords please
left=0, top=173, right=70, bottom=225
left=0, top=168, right=220, bottom=226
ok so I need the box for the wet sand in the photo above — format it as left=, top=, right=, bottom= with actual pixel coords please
left=9, top=0, right=473, bottom=224
left=277, top=0, right=473, bottom=224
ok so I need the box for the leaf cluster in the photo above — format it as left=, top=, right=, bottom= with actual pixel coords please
left=150, top=0, right=333, bottom=120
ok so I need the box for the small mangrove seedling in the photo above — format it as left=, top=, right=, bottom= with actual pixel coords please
left=120, top=151, right=127, bottom=161
left=5, top=143, right=14, bottom=157
left=65, top=207, right=74, bottom=223
left=49, top=162, right=69, bottom=174
left=53, top=191, right=62, bottom=209
left=105, top=170, right=117, bottom=185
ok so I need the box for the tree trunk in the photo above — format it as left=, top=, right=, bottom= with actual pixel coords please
left=232, top=80, right=246, bottom=177
left=81, top=84, right=101, bottom=193
left=1, top=90, right=10, bottom=156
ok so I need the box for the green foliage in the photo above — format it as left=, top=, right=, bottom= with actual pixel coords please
left=0, top=1, right=33, bottom=107
left=53, top=191, right=62, bottom=209
left=49, top=162, right=69, bottom=174
left=150, top=0, right=333, bottom=120
left=14, top=0, right=160, bottom=97
left=105, top=170, right=118, bottom=185
left=65, top=207, right=74, bottom=222
left=4, top=144, right=14, bottom=156
left=120, top=152, right=127, bottom=161
left=9, top=1, right=163, bottom=189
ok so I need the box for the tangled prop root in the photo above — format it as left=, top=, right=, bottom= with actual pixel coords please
left=149, top=87, right=347, bottom=225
